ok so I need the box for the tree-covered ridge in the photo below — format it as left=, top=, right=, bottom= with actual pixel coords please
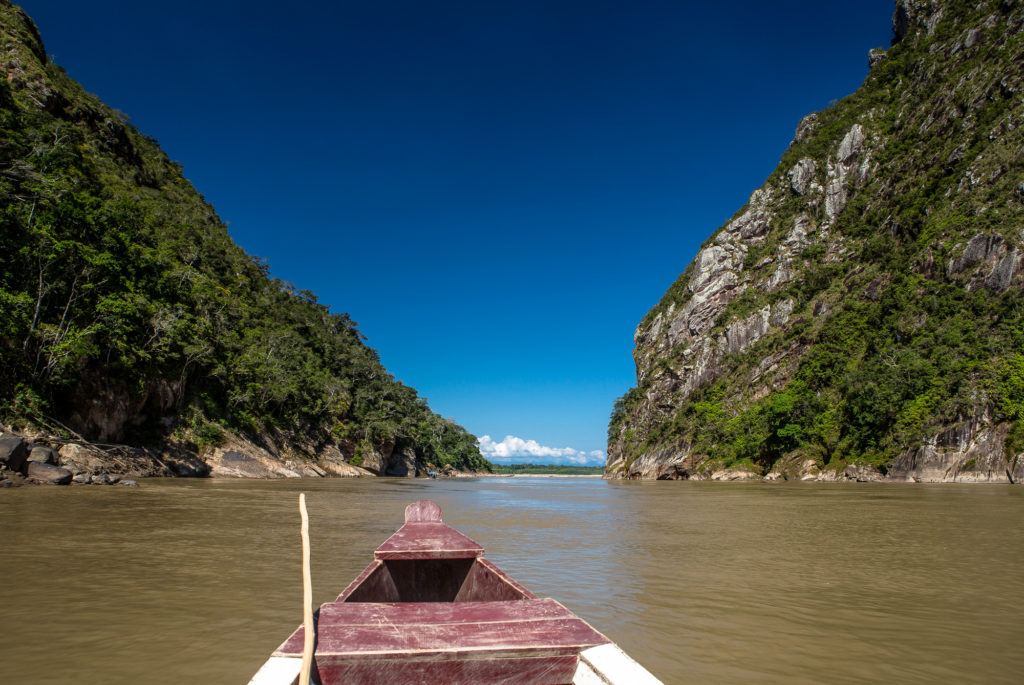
left=0, top=1, right=489, bottom=472
left=608, top=0, right=1024, bottom=480
left=489, top=463, right=604, bottom=475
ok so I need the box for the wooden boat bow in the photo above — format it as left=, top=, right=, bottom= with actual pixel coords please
left=249, top=499, right=661, bottom=685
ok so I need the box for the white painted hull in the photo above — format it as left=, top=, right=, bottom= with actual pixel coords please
left=248, top=642, right=663, bottom=685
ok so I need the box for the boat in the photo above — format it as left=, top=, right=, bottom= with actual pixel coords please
left=248, top=499, right=662, bottom=684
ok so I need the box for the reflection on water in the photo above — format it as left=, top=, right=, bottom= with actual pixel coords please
left=1, top=478, right=1022, bottom=684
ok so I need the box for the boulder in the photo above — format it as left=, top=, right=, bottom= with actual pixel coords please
left=72, top=473, right=91, bottom=484
left=297, top=463, right=327, bottom=478
left=709, top=467, right=760, bottom=481
left=58, top=443, right=107, bottom=475
left=163, top=452, right=211, bottom=477
left=208, top=447, right=301, bottom=478
left=798, top=459, right=824, bottom=481
left=27, top=462, right=73, bottom=485
left=90, top=473, right=112, bottom=485
left=211, top=450, right=276, bottom=478
left=320, top=460, right=370, bottom=477
left=843, top=464, right=883, bottom=482
left=27, top=446, right=57, bottom=464
left=0, top=435, right=28, bottom=473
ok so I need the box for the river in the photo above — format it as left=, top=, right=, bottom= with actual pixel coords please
left=1, top=477, right=1022, bottom=684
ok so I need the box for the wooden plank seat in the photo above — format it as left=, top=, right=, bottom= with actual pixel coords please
left=274, top=598, right=609, bottom=684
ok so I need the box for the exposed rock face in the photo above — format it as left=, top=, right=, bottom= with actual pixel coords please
left=385, top=447, right=421, bottom=478
left=788, top=159, right=817, bottom=195
left=893, top=0, right=945, bottom=43
left=357, top=439, right=395, bottom=476
left=946, top=234, right=1021, bottom=292
left=0, top=425, right=458, bottom=483
left=203, top=432, right=417, bottom=479
left=318, top=445, right=373, bottom=477
left=824, top=124, right=868, bottom=221
left=889, top=416, right=1014, bottom=483
left=608, top=1, right=1024, bottom=482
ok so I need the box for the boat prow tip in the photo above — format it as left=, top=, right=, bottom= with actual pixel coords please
left=404, top=499, right=443, bottom=523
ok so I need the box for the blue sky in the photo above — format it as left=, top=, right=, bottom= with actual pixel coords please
left=23, top=1, right=892, bottom=464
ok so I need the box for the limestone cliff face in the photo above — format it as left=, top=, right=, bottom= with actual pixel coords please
left=608, top=0, right=1024, bottom=482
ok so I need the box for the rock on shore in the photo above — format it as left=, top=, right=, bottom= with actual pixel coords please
left=0, top=432, right=147, bottom=488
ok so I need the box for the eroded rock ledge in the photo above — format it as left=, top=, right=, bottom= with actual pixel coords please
left=0, top=426, right=482, bottom=487
left=613, top=414, right=1023, bottom=484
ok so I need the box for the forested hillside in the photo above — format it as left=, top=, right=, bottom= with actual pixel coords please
left=0, top=1, right=488, bottom=476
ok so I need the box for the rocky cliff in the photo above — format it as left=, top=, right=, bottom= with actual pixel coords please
left=608, top=0, right=1024, bottom=483
left=0, top=1, right=489, bottom=482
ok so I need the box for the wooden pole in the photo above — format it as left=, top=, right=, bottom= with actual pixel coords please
left=299, top=493, right=314, bottom=685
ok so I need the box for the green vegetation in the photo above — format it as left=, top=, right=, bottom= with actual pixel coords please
left=0, top=3, right=489, bottom=472
left=489, top=463, right=604, bottom=475
left=610, top=1, right=1024, bottom=475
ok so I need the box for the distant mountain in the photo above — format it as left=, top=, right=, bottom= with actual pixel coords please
left=0, top=1, right=489, bottom=477
left=608, top=0, right=1024, bottom=482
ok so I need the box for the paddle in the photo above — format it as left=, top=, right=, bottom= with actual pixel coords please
left=299, top=493, right=314, bottom=685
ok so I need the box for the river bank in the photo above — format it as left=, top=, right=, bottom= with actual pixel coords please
left=5, top=425, right=1021, bottom=488
left=0, top=427, right=487, bottom=488
left=610, top=439, right=1024, bottom=484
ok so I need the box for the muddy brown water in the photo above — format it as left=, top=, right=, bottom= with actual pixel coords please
left=1, top=477, right=1022, bottom=684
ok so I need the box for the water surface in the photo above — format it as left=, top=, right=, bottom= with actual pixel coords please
left=1, top=477, right=1022, bottom=684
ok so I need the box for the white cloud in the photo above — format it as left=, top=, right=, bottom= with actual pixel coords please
left=477, top=435, right=606, bottom=466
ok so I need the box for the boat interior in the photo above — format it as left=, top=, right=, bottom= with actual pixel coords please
left=340, top=556, right=536, bottom=603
